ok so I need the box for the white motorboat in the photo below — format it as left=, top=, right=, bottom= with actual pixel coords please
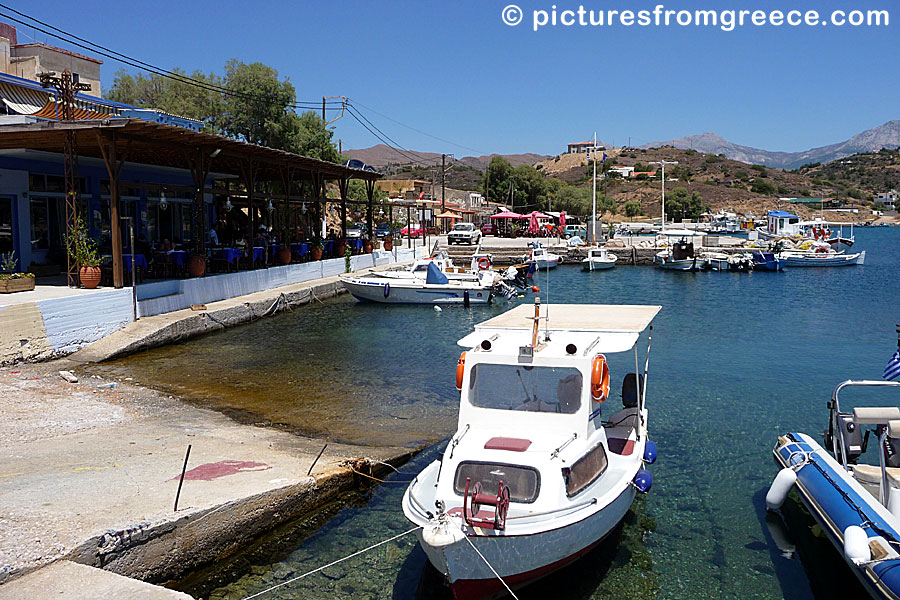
left=525, top=245, right=561, bottom=269
left=582, top=247, right=617, bottom=271
left=778, top=248, right=866, bottom=267
left=341, top=262, right=507, bottom=305
left=372, top=251, right=477, bottom=282
left=700, top=252, right=730, bottom=271
left=756, top=210, right=803, bottom=242
left=402, top=300, right=660, bottom=598
left=655, top=239, right=699, bottom=271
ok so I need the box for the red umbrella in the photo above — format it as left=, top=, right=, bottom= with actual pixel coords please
left=559, top=211, right=567, bottom=228
left=490, top=210, right=523, bottom=219
left=529, top=212, right=539, bottom=234
left=520, top=211, right=551, bottom=219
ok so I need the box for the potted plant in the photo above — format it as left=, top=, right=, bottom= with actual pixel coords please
left=363, top=237, right=373, bottom=254
left=187, top=253, right=206, bottom=278
left=0, top=252, right=35, bottom=293
left=310, top=239, right=324, bottom=261
left=335, top=237, right=347, bottom=258
left=65, top=214, right=102, bottom=289
left=276, top=245, right=292, bottom=265
left=383, top=236, right=393, bottom=251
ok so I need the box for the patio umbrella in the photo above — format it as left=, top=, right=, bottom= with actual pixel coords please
left=529, top=212, right=539, bottom=234
left=436, top=211, right=460, bottom=219
left=490, top=210, right=523, bottom=219
left=559, top=211, right=567, bottom=228
left=520, top=211, right=551, bottom=219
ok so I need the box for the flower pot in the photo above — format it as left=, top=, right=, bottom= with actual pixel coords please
left=188, top=254, right=206, bottom=278
left=311, top=247, right=323, bottom=261
left=336, top=241, right=347, bottom=257
left=276, top=246, right=292, bottom=265
left=383, top=238, right=393, bottom=252
left=0, top=277, right=35, bottom=293
left=79, top=266, right=101, bottom=289
left=363, top=241, right=373, bottom=254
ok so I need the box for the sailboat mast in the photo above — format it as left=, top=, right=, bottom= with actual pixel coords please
left=592, top=132, right=597, bottom=245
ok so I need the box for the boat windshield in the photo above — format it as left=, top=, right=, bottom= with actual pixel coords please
left=469, top=363, right=582, bottom=414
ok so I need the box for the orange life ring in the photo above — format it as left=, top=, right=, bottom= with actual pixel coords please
left=591, top=355, right=610, bottom=402
left=456, top=352, right=466, bottom=391
left=815, top=246, right=829, bottom=254
left=477, top=257, right=491, bottom=270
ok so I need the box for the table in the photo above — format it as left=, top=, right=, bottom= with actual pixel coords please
left=252, top=247, right=264, bottom=263
left=291, top=243, right=309, bottom=258
left=168, top=251, right=187, bottom=267
left=102, top=254, right=147, bottom=272
left=212, top=248, right=241, bottom=265
left=351, top=239, right=363, bottom=251
left=323, top=240, right=334, bottom=255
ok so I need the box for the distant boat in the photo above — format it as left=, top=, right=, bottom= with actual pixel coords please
left=582, top=247, right=617, bottom=271
left=525, top=245, right=561, bottom=269
left=341, top=262, right=508, bottom=304
left=655, top=239, right=699, bottom=271
left=778, top=249, right=866, bottom=267
left=751, top=251, right=784, bottom=271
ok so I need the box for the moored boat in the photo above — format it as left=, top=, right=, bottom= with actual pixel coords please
left=655, top=239, right=699, bottom=271
left=582, top=247, right=617, bottom=271
left=402, top=300, right=660, bottom=598
left=341, top=261, right=507, bottom=305
left=525, top=245, right=561, bottom=269
left=777, top=249, right=866, bottom=267
left=767, top=379, right=900, bottom=599
left=751, top=251, right=784, bottom=271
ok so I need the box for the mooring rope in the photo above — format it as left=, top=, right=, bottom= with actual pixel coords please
left=241, top=525, right=422, bottom=600
left=349, top=466, right=413, bottom=484
left=458, top=526, right=520, bottom=600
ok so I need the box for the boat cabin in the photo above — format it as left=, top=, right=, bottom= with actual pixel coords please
left=766, top=210, right=802, bottom=237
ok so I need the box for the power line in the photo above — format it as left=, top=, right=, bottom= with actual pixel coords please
left=346, top=104, right=439, bottom=166
left=345, top=107, right=436, bottom=167
left=350, top=98, right=488, bottom=156
left=0, top=4, right=334, bottom=110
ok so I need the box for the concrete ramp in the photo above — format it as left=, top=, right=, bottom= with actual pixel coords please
left=0, top=560, right=192, bottom=599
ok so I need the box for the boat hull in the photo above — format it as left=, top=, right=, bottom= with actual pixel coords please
left=773, top=433, right=900, bottom=599
left=657, top=257, right=699, bottom=271
left=582, top=259, right=616, bottom=271
left=341, top=278, right=492, bottom=304
left=780, top=250, right=865, bottom=267
left=419, top=485, right=636, bottom=600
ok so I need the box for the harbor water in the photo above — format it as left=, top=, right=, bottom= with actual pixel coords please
left=91, top=227, right=900, bottom=599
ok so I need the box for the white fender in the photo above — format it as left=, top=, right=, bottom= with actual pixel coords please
left=422, top=519, right=465, bottom=549
left=765, top=467, right=797, bottom=511
left=843, top=525, right=870, bottom=565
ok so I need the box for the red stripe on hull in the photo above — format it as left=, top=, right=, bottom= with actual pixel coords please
left=449, top=531, right=611, bottom=600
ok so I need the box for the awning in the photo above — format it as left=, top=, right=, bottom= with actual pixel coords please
left=29, top=100, right=113, bottom=120
left=0, top=81, right=49, bottom=115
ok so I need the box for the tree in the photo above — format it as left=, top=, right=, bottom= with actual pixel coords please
left=597, top=194, right=616, bottom=215
left=625, top=201, right=641, bottom=220
left=218, top=60, right=297, bottom=149
left=484, top=156, right=514, bottom=206
left=107, top=68, right=223, bottom=132
left=666, top=187, right=706, bottom=221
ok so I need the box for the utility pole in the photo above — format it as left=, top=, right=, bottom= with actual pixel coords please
left=39, top=69, right=91, bottom=287
left=322, top=96, right=326, bottom=120
left=441, top=153, right=446, bottom=213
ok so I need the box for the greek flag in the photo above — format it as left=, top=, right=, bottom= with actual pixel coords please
left=602, top=152, right=607, bottom=163
left=885, top=350, right=900, bottom=381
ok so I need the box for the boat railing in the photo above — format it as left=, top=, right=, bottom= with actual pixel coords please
left=832, top=380, right=900, bottom=469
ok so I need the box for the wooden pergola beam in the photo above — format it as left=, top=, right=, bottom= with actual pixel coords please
left=95, top=131, right=131, bottom=288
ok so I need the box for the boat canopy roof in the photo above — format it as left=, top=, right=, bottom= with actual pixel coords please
left=768, top=210, right=798, bottom=219
left=458, top=304, right=659, bottom=353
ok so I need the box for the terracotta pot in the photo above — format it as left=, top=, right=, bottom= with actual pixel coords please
left=187, top=254, right=206, bottom=278
left=276, top=246, right=292, bottom=265
left=336, top=241, right=347, bottom=257
left=311, top=247, right=323, bottom=261
left=383, top=238, right=393, bottom=251
left=79, top=266, right=101, bottom=289
left=363, top=241, right=373, bottom=254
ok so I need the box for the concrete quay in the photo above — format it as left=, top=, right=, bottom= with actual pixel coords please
left=0, top=362, right=416, bottom=597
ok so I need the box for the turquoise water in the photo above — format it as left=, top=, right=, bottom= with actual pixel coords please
left=101, top=228, right=899, bottom=599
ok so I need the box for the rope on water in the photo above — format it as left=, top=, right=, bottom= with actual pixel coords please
left=241, top=525, right=423, bottom=600
left=458, top=525, right=520, bottom=600
left=349, top=466, right=413, bottom=484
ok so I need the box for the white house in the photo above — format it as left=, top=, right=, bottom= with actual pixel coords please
left=875, top=189, right=897, bottom=209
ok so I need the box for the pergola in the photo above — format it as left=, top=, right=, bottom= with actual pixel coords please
left=0, top=119, right=382, bottom=288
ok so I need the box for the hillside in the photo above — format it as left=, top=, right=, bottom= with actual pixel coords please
left=640, top=120, right=900, bottom=169
left=342, top=144, right=546, bottom=170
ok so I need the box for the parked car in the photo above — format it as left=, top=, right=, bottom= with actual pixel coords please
left=448, top=222, right=482, bottom=245
left=480, top=223, right=497, bottom=236
left=346, top=222, right=367, bottom=239
left=564, top=225, right=586, bottom=239
left=400, top=224, right=424, bottom=238
left=375, top=223, right=391, bottom=238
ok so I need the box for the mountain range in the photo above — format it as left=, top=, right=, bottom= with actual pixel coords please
left=342, top=144, right=547, bottom=171
left=639, top=120, right=900, bottom=169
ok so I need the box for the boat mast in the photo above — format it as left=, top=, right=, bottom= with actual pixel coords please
left=591, top=132, right=597, bottom=245
left=651, top=160, right=678, bottom=238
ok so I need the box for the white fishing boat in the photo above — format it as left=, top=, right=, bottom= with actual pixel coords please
left=341, top=262, right=509, bottom=305
left=655, top=240, right=699, bottom=271
left=402, top=300, right=660, bottom=598
left=582, top=247, right=617, bottom=271
left=777, top=249, right=866, bottom=267
left=525, top=245, right=561, bottom=269
left=756, top=210, right=803, bottom=241
left=700, top=252, right=730, bottom=271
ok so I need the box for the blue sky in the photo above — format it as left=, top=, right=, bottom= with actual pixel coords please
left=12, top=0, right=899, bottom=157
